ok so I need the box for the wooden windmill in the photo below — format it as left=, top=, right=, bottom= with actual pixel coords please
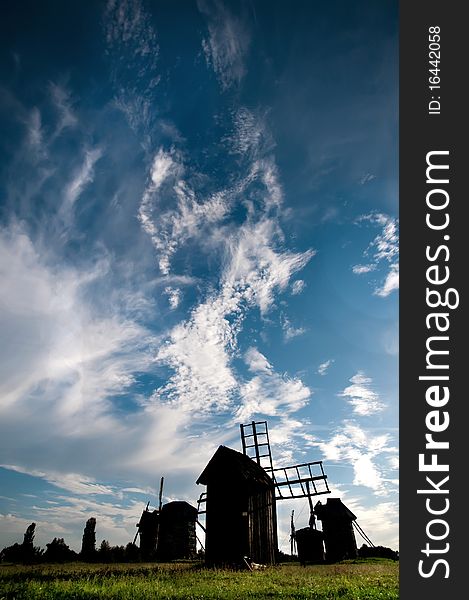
left=134, top=477, right=199, bottom=560
left=196, top=420, right=330, bottom=566
left=133, top=477, right=164, bottom=559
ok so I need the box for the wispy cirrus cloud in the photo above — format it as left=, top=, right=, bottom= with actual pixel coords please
left=359, top=172, right=376, bottom=185
left=103, top=0, right=160, bottom=141
left=281, top=315, right=306, bottom=341
left=153, top=230, right=313, bottom=414
left=317, top=359, right=334, bottom=376
left=222, top=219, right=314, bottom=315
left=149, top=212, right=314, bottom=414
left=60, top=147, right=103, bottom=223
left=49, top=82, right=78, bottom=137
left=338, top=371, right=385, bottom=416
left=291, top=279, right=306, bottom=295
left=0, top=225, right=154, bottom=426
left=235, top=348, right=311, bottom=421
left=198, top=0, right=251, bottom=91
left=153, top=290, right=239, bottom=413
left=224, top=107, right=275, bottom=160
left=131, top=95, right=315, bottom=424
left=309, top=421, right=398, bottom=495
left=0, top=465, right=116, bottom=496
left=352, top=264, right=375, bottom=275
left=352, top=212, right=399, bottom=297
left=138, top=148, right=229, bottom=275
left=24, top=107, right=45, bottom=156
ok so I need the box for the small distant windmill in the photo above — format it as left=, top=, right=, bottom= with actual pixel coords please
left=133, top=476, right=164, bottom=556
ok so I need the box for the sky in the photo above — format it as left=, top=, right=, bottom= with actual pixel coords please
left=0, top=0, right=398, bottom=554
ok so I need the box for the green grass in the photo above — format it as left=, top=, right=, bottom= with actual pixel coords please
left=0, top=560, right=399, bottom=599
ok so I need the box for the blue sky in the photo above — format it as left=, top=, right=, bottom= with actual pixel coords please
left=0, top=0, right=398, bottom=553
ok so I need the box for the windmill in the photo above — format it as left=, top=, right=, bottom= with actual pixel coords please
left=133, top=476, right=164, bottom=558
left=133, top=477, right=199, bottom=561
left=196, top=420, right=330, bottom=565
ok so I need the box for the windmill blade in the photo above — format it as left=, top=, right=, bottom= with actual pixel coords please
left=158, top=477, right=164, bottom=512
left=353, top=520, right=375, bottom=547
left=240, top=421, right=276, bottom=474
left=132, top=500, right=150, bottom=546
left=290, top=510, right=296, bottom=555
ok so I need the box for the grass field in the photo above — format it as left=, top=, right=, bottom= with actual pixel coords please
left=0, top=559, right=398, bottom=599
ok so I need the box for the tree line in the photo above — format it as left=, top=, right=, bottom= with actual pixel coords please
left=0, top=519, right=142, bottom=564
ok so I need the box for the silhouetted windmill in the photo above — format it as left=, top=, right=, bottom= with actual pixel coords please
left=196, top=420, right=330, bottom=565
left=133, top=477, right=164, bottom=558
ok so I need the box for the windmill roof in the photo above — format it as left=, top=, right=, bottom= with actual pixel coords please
left=314, top=498, right=357, bottom=521
left=196, top=445, right=274, bottom=488
left=161, top=501, right=198, bottom=516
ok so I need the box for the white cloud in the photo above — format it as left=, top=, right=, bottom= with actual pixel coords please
left=312, top=487, right=399, bottom=551
left=164, top=287, right=181, bottom=310
left=104, top=0, right=160, bottom=140
left=224, top=107, right=276, bottom=163
left=23, top=493, right=146, bottom=551
left=317, top=359, right=334, bottom=376
left=352, top=264, right=375, bottom=274
left=282, top=315, right=306, bottom=341
left=236, top=349, right=310, bottom=422
left=199, top=0, right=250, bottom=90
left=153, top=217, right=315, bottom=413
left=352, top=212, right=399, bottom=297
left=223, top=219, right=315, bottom=315
left=61, top=147, right=103, bottom=221
left=291, top=279, right=306, bottom=295
left=354, top=500, right=399, bottom=550
left=0, top=225, right=154, bottom=435
left=149, top=149, right=179, bottom=191
left=311, top=421, right=398, bottom=496
left=360, top=173, right=376, bottom=185
left=244, top=347, right=272, bottom=374
left=25, top=107, right=44, bottom=153
left=49, top=82, right=78, bottom=136
left=138, top=151, right=228, bottom=275
left=338, top=372, right=385, bottom=416
left=154, top=291, right=239, bottom=412
left=375, top=263, right=399, bottom=297
left=228, top=107, right=263, bottom=155
left=0, top=465, right=115, bottom=496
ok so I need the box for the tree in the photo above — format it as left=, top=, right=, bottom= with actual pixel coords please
left=125, top=542, right=140, bottom=562
left=81, top=517, right=97, bottom=560
left=1, top=524, right=43, bottom=564
left=23, top=523, right=36, bottom=547
left=43, top=538, right=77, bottom=563
left=0, top=543, right=23, bottom=563
left=21, top=523, right=42, bottom=563
left=98, top=539, right=111, bottom=561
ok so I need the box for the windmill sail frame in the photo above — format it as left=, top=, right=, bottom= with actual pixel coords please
left=240, top=421, right=330, bottom=501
